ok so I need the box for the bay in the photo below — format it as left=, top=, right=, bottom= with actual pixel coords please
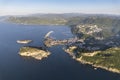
left=0, top=22, right=120, bottom=80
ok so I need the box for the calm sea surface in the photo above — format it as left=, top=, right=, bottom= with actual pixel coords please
left=0, top=22, right=120, bottom=80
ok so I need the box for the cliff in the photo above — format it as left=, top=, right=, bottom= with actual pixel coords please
left=64, top=46, right=120, bottom=74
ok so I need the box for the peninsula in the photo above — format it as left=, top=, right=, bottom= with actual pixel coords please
left=65, top=46, right=120, bottom=74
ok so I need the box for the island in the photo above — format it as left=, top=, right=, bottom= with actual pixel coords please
left=17, top=40, right=32, bottom=44
left=19, top=46, right=50, bottom=60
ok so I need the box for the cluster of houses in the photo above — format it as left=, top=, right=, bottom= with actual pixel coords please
left=76, top=24, right=102, bottom=35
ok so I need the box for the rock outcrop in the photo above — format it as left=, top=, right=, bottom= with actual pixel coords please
left=19, top=46, right=50, bottom=60
left=17, top=40, right=32, bottom=44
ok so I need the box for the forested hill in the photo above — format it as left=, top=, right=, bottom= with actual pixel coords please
left=6, top=13, right=84, bottom=25
left=6, top=13, right=120, bottom=26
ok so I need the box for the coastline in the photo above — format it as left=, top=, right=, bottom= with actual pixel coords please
left=6, top=21, right=66, bottom=26
left=76, top=57, right=120, bottom=74
left=64, top=48, right=120, bottom=74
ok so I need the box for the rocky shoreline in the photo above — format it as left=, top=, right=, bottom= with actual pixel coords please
left=76, top=57, right=120, bottom=74
left=63, top=46, right=77, bottom=59
left=64, top=47, right=120, bottom=74
left=19, top=46, right=50, bottom=60
left=17, top=40, right=32, bottom=44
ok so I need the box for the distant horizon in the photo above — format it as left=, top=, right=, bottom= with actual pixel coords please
left=0, top=0, right=120, bottom=16
left=1, top=12, right=120, bottom=16
left=1, top=12, right=120, bottom=17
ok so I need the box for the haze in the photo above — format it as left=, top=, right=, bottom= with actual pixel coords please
left=0, top=0, right=120, bottom=16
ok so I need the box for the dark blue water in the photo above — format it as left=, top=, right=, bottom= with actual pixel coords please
left=0, top=22, right=120, bottom=80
